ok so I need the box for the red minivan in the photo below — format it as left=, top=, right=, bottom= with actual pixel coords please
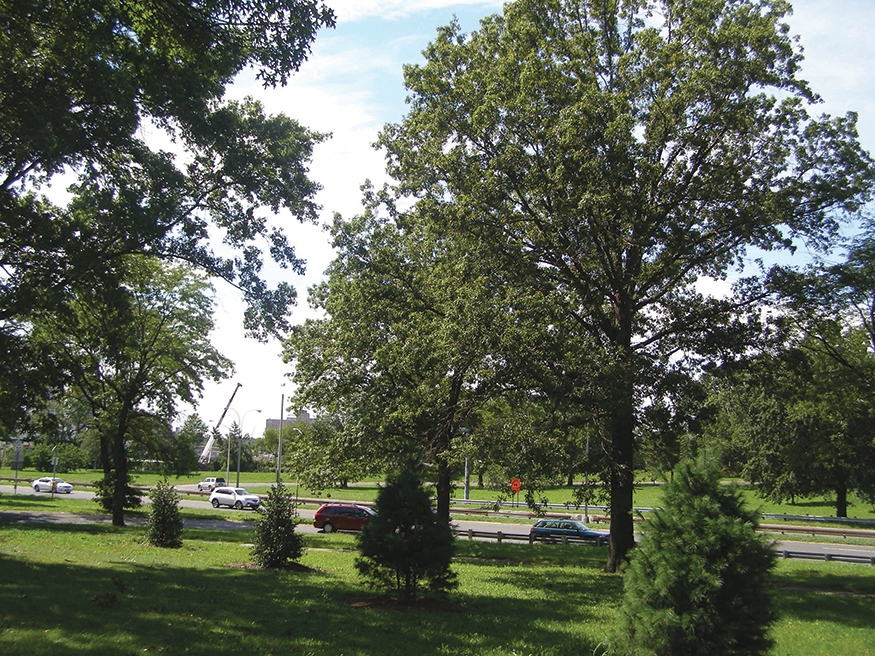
left=313, top=503, right=376, bottom=533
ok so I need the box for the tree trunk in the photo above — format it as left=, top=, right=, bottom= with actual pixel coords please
left=606, top=392, right=636, bottom=572
left=436, top=456, right=452, bottom=522
left=836, top=482, right=848, bottom=518
left=112, top=431, right=128, bottom=526
left=605, top=323, right=637, bottom=573
left=111, top=410, right=129, bottom=527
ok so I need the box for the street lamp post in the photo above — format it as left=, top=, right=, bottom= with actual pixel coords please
left=276, top=393, right=284, bottom=484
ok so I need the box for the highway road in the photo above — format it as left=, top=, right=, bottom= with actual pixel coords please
left=3, top=483, right=875, bottom=562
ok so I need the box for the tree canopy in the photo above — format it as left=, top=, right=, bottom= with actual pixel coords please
left=375, top=0, right=874, bottom=570
left=284, top=190, right=519, bottom=520
left=0, top=0, right=335, bottom=431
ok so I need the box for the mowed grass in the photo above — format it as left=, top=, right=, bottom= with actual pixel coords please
left=1, top=521, right=874, bottom=656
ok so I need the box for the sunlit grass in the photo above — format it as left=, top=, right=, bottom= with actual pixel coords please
left=0, top=521, right=873, bottom=655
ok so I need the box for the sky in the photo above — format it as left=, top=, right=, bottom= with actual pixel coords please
left=191, top=0, right=875, bottom=436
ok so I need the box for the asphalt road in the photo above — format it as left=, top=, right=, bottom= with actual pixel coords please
left=3, top=483, right=875, bottom=560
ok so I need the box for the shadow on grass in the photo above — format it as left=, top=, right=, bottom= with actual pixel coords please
left=1, top=536, right=609, bottom=656
left=0, top=494, right=66, bottom=509
left=774, top=587, right=875, bottom=630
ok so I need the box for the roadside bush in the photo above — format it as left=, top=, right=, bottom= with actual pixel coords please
left=614, top=459, right=777, bottom=656
left=356, top=467, right=457, bottom=601
left=251, top=483, right=303, bottom=568
left=145, top=479, right=183, bottom=548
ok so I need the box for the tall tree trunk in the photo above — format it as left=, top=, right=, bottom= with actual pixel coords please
left=606, top=313, right=637, bottom=573
left=836, top=481, right=848, bottom=518
left=436, top=455, right=452, bottom=522
left=111, top=409, right=129, bottom=526
left=606, top=389, right=635, bottom=572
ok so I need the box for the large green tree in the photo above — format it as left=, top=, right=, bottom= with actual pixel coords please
left=376, top=0, right=873, bottom=570
left=0, top=0, right=334, bottom=431
left=284, top=192, right=519, bottom=520
left=32, top=257, right=232, bottom=525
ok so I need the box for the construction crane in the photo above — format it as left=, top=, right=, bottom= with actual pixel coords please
left=198, top=382, right=242, bottom=464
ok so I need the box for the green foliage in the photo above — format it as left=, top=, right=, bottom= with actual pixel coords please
left=283, top=415, right=371, bottom=490
left=251, top=483, right=303, bottom=569
left=615, top=460, right=777, bottom=656
left=707, top=327, right=875, bottom=517
left=0, top=0, right=335, bottom=435
left=93, top=471, right=142, bottom=513
left=355, top=468, right=457, bottom=601
left=26, top=442, right=88, bottom=473
left=377, top=0, right=875, bottom=572
left=145, top=479, right=184, bottom=548
left=30, top=257, right=231, bottom=525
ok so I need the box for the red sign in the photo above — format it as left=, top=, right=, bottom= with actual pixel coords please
left=511, top=478, right=521, bottom=494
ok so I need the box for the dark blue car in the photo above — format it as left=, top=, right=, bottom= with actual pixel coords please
left=529, top=519, right=609, bottom=546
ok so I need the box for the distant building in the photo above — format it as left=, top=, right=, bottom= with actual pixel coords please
left=264, top=410, right=312, bottom=433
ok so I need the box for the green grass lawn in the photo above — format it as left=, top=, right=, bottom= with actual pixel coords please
left=0, top=521, right=873, bottom=655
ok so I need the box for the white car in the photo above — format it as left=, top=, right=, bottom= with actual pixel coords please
left=31, top=477, right=73, bottom=494
left=209, top=487, right=260, bottom=510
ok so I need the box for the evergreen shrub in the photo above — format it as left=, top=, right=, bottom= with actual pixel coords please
left=251, top=483, right=303, bottom=568
left=356, top=467, right=456, bottom=601
left=615, top=459, right=777, bottom=655
left=145, top=479, right=184, bottom=548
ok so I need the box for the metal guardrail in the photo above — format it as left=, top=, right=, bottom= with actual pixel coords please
left=762, top=513, right=875, bottom=528
left=453, top=527, right=875, bottom=564
left=452, top=527, right=606, bottom=547
left=777, top=550, right=875, bottom=565
left=761, top=524, right=875, bottom=539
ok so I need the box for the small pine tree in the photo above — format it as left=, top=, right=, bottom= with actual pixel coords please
left=615, top=460, right=777, bottom=656
left=251, top=483, right=303, bottom=569
left=145, top=479, right=183, bottom=548
left=355, top=467, right=457, bottom=602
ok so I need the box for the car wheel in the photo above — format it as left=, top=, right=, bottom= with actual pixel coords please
left=34, top=485, right=40, bottom=492
left=211, top=498, right=220, bottom=508
left=234, top=501, right=243, bottom=510
left=323, top=522, right=335, bottom=533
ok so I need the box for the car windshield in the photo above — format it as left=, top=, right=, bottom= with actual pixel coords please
left=234, top=489, right=248, bottom=495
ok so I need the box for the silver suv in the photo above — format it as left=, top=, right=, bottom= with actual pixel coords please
left=209, top=487, right=260, bottom=510
left=197, top=476, right=226, bottom=491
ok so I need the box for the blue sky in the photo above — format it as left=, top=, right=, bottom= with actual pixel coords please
left=195, top=0, right=875, bottom=434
